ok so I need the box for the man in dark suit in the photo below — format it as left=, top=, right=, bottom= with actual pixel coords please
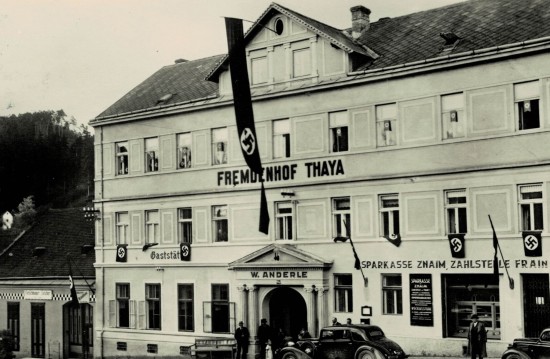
left=235, top=321, right=250, bottom=359
left=257, top=318, right=272, bottom=359
left=468, top=314, right=487, bottom=359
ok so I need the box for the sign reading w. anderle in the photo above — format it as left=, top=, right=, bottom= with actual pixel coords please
left=225, top=17, right=269, bottom=234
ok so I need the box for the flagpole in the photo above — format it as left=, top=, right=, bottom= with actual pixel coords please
left=488, top=215, right=514, bottom=289
left=348, top=235, right=368, bottom=286
left=67, top=254, right=96, bottom=295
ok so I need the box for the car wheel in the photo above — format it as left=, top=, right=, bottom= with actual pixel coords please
left=357, top=349, right=376, bottom=359
left=282, top=352, right=299, bottom=359
left=505, top=353, right=529, bottom=359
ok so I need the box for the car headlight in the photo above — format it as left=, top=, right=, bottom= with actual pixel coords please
left=287, top=341, right=295, bottom=347
left=304, top=348, right=312, bottom=354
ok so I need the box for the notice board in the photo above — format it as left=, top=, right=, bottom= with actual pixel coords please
left=410, top=273, right=433, bottom=326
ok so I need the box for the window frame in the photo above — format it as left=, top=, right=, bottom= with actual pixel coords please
left=145, top=210, right=160, bottom=244
left=518, top=183, right=544, bottom=231
left=145, top=284, right=161, bottom=330
left=329, top=111, right=349, bottom=153
left=212, top=128, right=228, bottom=165
left=382, top=274, right=403, bottom=315
left=7, top=302, right=20, bottom=351
left=177, top=133, right=192, bottom=169
left=275, top=201, right=294, bottom=240
left=332, top=197, right=351, bottom=238
left=514, top=81, right=540, bottom=131
left=116, top=283, right=130, bottom=328
left=211, top=284, right=230, bottom=333
left=116, top=212, right=129, bottom=245
left=379, top=194, right=400, bottom=237
left=376, top=104, right=397, bottom=147
left=116, top=141, right=129, bottom=176
left=445, top=189, right=468, bottom=234
left=273, top=119, right=291, bottom=159
left=144, top=137, right=159, bottom=173
left=178, top=207, right=193, bottom=244
left=441, top=93, right=465, bottom=140
left=178, top=284, right=194, bottom=332
left=334, top=274, right=353, bottom=313
left=212, top=205, right=228, bottom=242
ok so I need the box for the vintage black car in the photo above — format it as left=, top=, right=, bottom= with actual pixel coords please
left=277, top=325, right=407, bottom=359
left=502, top=328, right=550, bottom=359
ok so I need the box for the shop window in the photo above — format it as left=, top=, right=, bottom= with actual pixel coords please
left=332, top=197, right=351, bottom=238
left=145, top=210, right=160, bottom=244
left=146, top=284, right=161, bottom=330
left=379, top=195, right=400, bottom=237
left=251, top=57, right=268, bottom=85
left=116, top=212, right=129, bottom=245
left=382, top=275, right=402, bottom=315
left=212, top=128, right=228, bottom=165
left=519, top=184, right=543, bottom=231
left=116, top=142, right=129, bottom=175
left=515, top=81, right=540, bottom=130
left=116, top=283, right=130, bottom=328
left=177, top=133, right=192, bottom=169
left=376, top=104, right=397, bottom=147
left=334, top=274, right=353, bottom=312
left=145, top=137, right=159, bottom=173
left=442, top=93, right=465, bottom=139
left=330, top=111, right=349, bottom=152
left=7, top=302, right=20, bottom=351
left=293, top=48, right=311, bottom=78
left=273, top=119, right=291, bottom=159
left=178, top=284, right=194, bottom=331
left=212, top=284, right=230, bottom=333
left=178, top=208, right=193, bottom=244
left=444, top=274, right=500, bottom=339
left=213, top=205, right=228, bottom=242
left=445, top=190, right=468, bottom=234
left=275, top=202, right=293, bottom=240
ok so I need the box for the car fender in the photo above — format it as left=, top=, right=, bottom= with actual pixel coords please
left=278, top=347, right=313, bottom=359
left=355, top=345, right=385, bottom=359
left=501, top=348, right=531, bottom=359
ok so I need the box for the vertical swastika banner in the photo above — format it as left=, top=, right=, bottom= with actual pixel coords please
left=522, top=231, right=542, bottom=257
left=116, top=244, right=128, bottom=262
left=448, top=233, right=465, bottom=258
left=180, top=243, right=191, bottom=261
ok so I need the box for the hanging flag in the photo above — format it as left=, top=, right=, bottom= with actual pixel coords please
left=69, top=274, right=79, bottom=306
left=384, top=233, right=401, bottom=247
left=522, top=231, right=542, bottom=257
left=488, top=215, right=499, bottom=277
left=180, top=243, right=191, bottom=261
left=225, top=17, right=269, bottom=234
left=448, top=233, right=465, bottom=258
left=116, top=244, right=128, bottom=262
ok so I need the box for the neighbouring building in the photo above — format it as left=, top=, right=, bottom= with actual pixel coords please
left=0, top=208, right=96, bottom=359
left=90, top=0, right=550, bottom=357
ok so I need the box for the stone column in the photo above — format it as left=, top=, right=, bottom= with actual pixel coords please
left=249, top=286, right=259, bottom=358
left=305, top=286, right=316, bottom=335
left=316, top=287, right=328, bottom=332
left=237, top=285, right=248, bottom=327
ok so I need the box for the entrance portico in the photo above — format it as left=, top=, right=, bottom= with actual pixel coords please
left=230, top=244, right=332, bottom=352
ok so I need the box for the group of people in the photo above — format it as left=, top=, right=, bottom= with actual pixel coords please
left=234, top=319, right=311, bottom=359
left=331, top=317, right=352, bottom=325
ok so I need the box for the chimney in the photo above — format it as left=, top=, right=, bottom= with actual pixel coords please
left=350, top=5, right=371, bottom=39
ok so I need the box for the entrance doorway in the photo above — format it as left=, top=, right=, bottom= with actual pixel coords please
left=268, top=287, right=307, bottom=341
left=31, top=303, right=45, bottom=358
left=65, top=303, right=94, bottom=359
left=523, top=274, right=550, bottom=337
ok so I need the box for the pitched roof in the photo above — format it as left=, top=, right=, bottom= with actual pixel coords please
left=0, top=208, right=95, bottom=278
left=94, top=0, right=550, bottom=120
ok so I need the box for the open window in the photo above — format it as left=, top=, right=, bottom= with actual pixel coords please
left=442, top=93, right=465, bottom=139
left=515, top=81, right=540, bottom=130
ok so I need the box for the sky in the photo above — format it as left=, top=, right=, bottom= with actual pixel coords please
left=0, top=0, right=465, bottom=128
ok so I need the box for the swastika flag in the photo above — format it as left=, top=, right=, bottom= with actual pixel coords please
left=448, top=233, right=465, bottom=258
left=180, top=243, right=191, bottom=261
left=522, top=231, right=542, bottom=257
left=116, top=244, right=128, bottom=262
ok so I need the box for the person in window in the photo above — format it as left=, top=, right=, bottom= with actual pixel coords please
left=467, top=314, right=487, bottom=359
left=214, top=142, right=227, bottom=165
left=234, top=321, right=250, bottom=359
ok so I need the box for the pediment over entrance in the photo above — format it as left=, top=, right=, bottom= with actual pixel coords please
left=228, top=244, right=332, bottom=271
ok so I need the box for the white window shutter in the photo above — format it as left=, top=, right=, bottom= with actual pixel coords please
left=108, top=300, right=116, bottom=327
left=203, top=302, right=212, bottom=333
left=129, top=300, right=136, bottom=329
left=138, top=301, right=146, bottom=329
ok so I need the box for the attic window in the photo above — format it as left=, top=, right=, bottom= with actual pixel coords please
left=81, top=244, right=94, bottom=255
left=156, top=93, right=173, bottom=105
left=275, top=18, right=284, bottom=35
left=32, top=246, right=46, bottom=257
left=440, top=32, right=461, bottom=52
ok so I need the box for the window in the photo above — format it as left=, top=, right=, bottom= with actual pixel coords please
left=178, top=208, right=193, bottom=244
left=380, top=195, right=399, bottom=237
left=116, top=284, right=130, bottom=328
left=178, top=284, right=194, bottom=331
left=332, top=197, right=351, bottom=238
left=445, top=190, right=467, bottom=234
left=145, top=210, right=160, bottom=244
left=212, top=128, right=228, bottom=165
left=146, top=284, right=161, bottom=330
left=213, top=205, right=228, bottom=242
left=273, top=119, right=290, bottom=159
left=251, top=57, right=268, bottom=85
left=177, top=133, right=192, bottom=169
left=116, top=142, right=129, bottom=175
left=293, top=48, right=311, bottom=78
left=147, top=344, right=158, bottom=354
left=515, top=81, right=540, bottom=130
left=382, top=275, right=402, bottom=315
left=116, top=212, right=129, bottom=245
left=275, top=202, right=293, bottom=240
left=212, top=284, right=230, bottom=333
left=376, top=104, right=397, bottom=147
left=69, top=304, right=93, bottom=346
left=145, top=137, right=159, bottom=173
left=442, top=93, right=465, bottom=139
left=519, top=184, right=543, bottom=231
left=7, top=302, right=19, bottom=351
left=334, top=274, right=352, bottom=312
left=330, top=111, right=348, bottom=152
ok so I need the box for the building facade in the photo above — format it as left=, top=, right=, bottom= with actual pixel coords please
left=91, top=1, right=550, bottom=357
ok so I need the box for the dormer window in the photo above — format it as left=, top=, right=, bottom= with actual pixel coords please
left=274, top=18, right=284, bottom=35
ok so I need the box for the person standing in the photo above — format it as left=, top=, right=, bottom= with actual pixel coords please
left=258, top=319, right=271, bottom=359
left=331, top=317, right=341, bottom=326
left=235, top=321, right=250, bottom=359
left=467, top=314, right=487, bottom=359
left=346, top=318, right=352, bottom=325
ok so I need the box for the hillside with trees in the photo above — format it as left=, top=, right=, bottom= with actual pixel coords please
left=0, top=110, right=94, bottom=213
